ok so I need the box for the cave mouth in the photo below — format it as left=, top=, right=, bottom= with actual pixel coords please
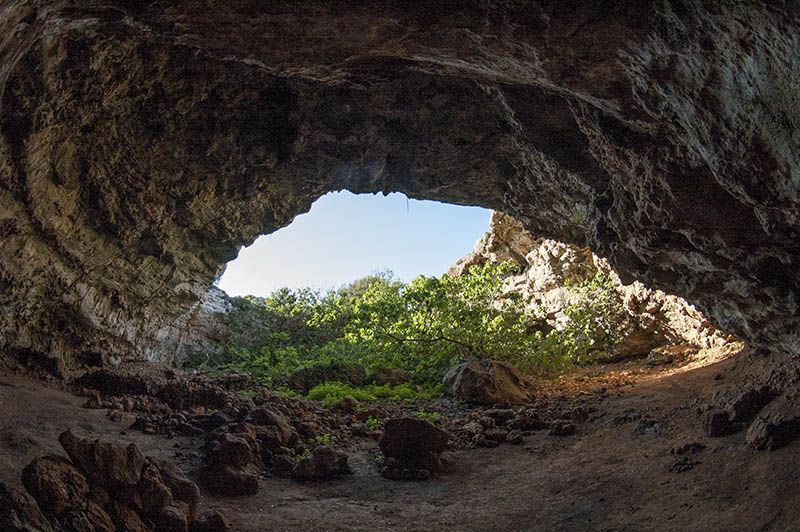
left=216, top=190, right=491, bottom=297
left=183, top=190, right=741, bottom=398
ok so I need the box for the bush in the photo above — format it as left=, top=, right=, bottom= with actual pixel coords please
left=204, top=262, right=626, bottom=394
left=305, top=381, right=442, bottom=407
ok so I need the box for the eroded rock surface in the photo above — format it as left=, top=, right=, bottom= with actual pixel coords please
left=452, top=211, right=738, bottom=357
left=2, top=430, right=219, bottom=532
left=443, top=359, right=531, bottom=405
left=0, top=1, right=798, bottom=366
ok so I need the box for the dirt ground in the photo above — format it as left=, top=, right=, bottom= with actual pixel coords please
left=2, top=351, right=799, bottom=532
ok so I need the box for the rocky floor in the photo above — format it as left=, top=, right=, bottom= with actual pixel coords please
left=3, top=347, right=800, bottom=531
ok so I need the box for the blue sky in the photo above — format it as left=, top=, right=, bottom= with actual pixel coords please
left=217, top=191, right=491, bottom=296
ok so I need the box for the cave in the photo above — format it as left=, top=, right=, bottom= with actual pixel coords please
left=1, top=1, right=800, bottom=530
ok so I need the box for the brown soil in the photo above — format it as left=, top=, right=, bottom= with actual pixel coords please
left=2, top=349, right=798, bottom=531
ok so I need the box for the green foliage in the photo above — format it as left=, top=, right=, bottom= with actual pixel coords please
left=365, top=416, right=382, bottom=431
left=414, top=410, right=442, bottom=423
left=305, top=381, right=442, bottom=407
left=203, top=262, right=626, bottom=395
left=312, top=433, right=335, bottom=445
left=560, top=272, right=624, bottom=364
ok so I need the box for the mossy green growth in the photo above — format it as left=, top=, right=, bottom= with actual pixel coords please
left=414, top=410, right=442, bottom=423
left=306, top=381, right=442, bottom=407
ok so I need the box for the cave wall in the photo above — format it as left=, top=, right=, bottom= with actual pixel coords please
left=0, top=0, right=798, bottom=364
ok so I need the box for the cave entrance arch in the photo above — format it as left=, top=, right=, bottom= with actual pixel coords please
left=216, top=191, right=491, bottom=297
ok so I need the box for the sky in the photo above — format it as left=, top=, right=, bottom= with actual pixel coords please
left=216, top=191, right=491, bottom=297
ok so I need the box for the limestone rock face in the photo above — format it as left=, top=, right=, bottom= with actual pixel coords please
left=0, top=1, right=798, bottom=364
left=452, top=212, right=738, bottom=356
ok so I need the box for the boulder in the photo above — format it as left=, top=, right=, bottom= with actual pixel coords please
left=746, top=396, right=800, bottom=451
left=191, top=510, right=232, bottom=532
left=205, top=464, right=260, bottom=496
left=729, top=387, right=777, bottom=423
left=151, top=504, right=189, bottom=532
left=292, top=446, right=350, bottom=480
left=204, top=429, right=261, bottom=496
left=107, top=502, right=150, bottom=532
left=21, top=455, right=90, bottom=516
left=75, top=501, right=115, bottom=532
left=0, top=481, right=54, bottom=532
left=746, top=413, right=800, bottom=451
left=153, top=459, right=201, bottom=522
left=443, top=360, right=530, bottom=405
left=58, top=431, right=145, bottom=490
left=135, top=464, right=173, bottom=516
left=379, top=417, right=448, bottom=477
left=704, top=409, right=739, bottom=437
left=207, top=433, right=255, bottom=469
left=247, top=407, right=293, bottom=445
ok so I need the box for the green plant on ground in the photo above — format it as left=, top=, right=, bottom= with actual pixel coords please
left=414, top=410, right=442, bottom=423
left=365, top=416, right=382, bottom=431
left=312, top=433, right=335, bottom=445
left=305, top=381, right=442, bottom=407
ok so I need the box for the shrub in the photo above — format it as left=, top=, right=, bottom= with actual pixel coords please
left=204, top=262, right=626, bottom=391
left=305, top=381, right=442, bottom=407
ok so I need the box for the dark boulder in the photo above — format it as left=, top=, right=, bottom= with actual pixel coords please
left=58, top=430, right=145, bottom=490
left=21, top=455, right=89, bottom=516
left=746, top=412, right=800, bottom=451
left=292, top=446, right=350, bottom=480
left=191, top=510, right=232, bottom=532
left=379, top=417, right=448, bottom=479
left=0, top=481, right=54, bottom=532
left=443, top=360, right=530, bottom=405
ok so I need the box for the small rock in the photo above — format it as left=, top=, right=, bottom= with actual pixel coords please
left=507, top=430, right=524, bottom=445
left=462, top=421, right=484, bottom=435
left=268, top=455, right=296, bottom=477
left=669, top=456, right=700, bottom=473
left=477, top=416, right=496, bottom=430
left=483, top=408, right=515, bottom=423
left=549, top=421, right=576, bottom=436
left=338, top=396, right=360, bottom=411
left=729, top=387, right=776, bottom=423
left=670, top=442, right=705, bottom=455
left=205, top=464, right=260, bottom=496
left=484, top=428, right=508, bottom=442
left=292, top=446, right=350, bottom=480
left=746, top=413, right=800, bottom=451
left=191, top=510, right=231, bottom=532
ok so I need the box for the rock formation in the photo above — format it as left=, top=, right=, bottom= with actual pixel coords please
left=0, top=1, right=798, bottom=366
left=452, top=211, right=737, bottom=357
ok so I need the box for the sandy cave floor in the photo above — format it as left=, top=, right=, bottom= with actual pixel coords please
left=2, top=352, right=800, bottom=532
